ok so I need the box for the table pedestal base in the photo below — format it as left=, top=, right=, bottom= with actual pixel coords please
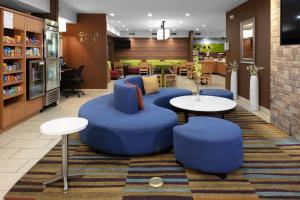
left=43, top=134, right=84, bottom=192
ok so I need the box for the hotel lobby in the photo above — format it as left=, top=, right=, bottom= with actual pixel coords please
left=0, top=0, right=299, bottom=199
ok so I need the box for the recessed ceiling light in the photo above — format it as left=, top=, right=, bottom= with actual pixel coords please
left=110, top=13, right=115, bottom=17
left=149, top=28, right=153, bottom=31
left=117, top=20, right=121, bottom=23
left=185, top=13, right=190, bottom=17
left=126, top=28, right=129, bottom=31
left=122, top=24, right=126, bottom=27
left=202, top=24, right=206, bottom=27
left=173, top=28, right=176, bottom=31
left=179, top=20, right=183, bottom=24
left=297, top=15, right=300, bottom=19
left=196, top=28, right=199, bottom=31
left=148, top=13, right=153, bottom=17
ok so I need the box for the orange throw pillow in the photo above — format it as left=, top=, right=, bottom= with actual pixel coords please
left=126, top=82, right=144, bottom=110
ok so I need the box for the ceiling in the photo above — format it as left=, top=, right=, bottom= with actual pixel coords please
left=0, top=0, right=49, bottom=13
left=60, top=0, right=247, bottom=36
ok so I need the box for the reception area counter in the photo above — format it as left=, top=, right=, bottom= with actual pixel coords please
left=200, top=60, right=226, bottom=76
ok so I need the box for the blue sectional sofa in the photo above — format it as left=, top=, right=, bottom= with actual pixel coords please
left=79, top=76, right=192, bottom=155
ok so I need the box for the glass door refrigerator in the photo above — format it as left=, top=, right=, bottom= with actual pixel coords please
left=27, top=60, right=45, bottom=100
left=43, top=19, right=60, bottom=107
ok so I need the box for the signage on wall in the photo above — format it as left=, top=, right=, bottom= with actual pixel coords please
left=3, top=11, right=13, bottom=29
left=79, top=32, right=99, bottom=44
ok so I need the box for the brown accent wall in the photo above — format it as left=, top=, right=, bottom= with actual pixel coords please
left=63, top=14, right=108, bottom=89
left=107, top=35, right=114, bottom=62
left=187, top=31, right=194, bottom=62
left=226, top=0, right=270, bottom=109
left=33, top=0, right=58, bottom=21
left=114, top=38, right=188, bottom=60
left=270, top=0, right=300, bottom=140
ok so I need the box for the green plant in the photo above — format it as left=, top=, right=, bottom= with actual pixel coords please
left=193, top=56, right=202, bottom=78
left=227, top=60, right=239, bottom=72
left=246, top=64, right=264, bottom=76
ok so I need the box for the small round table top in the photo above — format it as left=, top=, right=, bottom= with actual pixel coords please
left=170, top=95, right=237, bottom=113
left=40, top=117, right=88, bottom=136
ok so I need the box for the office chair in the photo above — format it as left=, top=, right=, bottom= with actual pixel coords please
left=61, top=65, right=85, bottom=97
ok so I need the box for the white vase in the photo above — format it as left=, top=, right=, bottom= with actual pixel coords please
left=230, top=71, right=238, bottom=100
left=250, top=75, right=259, bottom=111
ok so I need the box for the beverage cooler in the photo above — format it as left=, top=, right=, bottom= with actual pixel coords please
left=27, top=60, right=45, bottom=100
left=43, top=19, right=60, bottom=106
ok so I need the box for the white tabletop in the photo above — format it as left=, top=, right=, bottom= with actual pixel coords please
left=40, top=117, right=88, bottom=136
left=170, top=95, right=237, bottom=113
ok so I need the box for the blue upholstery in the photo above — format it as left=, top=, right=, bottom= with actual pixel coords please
left=79, top=76, right=192, bottom=155
left=174, top=117, right=243, bottom=174
left=113, top=82, right=139, bottom=114
left=200, top=89, right=234, bottom=100
left=126, top=76, right=145, bottom=94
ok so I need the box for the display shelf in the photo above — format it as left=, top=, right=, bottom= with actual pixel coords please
left=3, top=43, right=22, bottom=47
left=3, top=70, right=23, bottom=75
left=26, top=56, right=42, bottom=59
left=1, top=6, right=44, bottom=130
left=26, top=44, right=41, bottom=48
left=3, top=92, right=24, bottom=101
left=3, top=56, right=24, bottom=60
left=3, top=80, right=24, bottom=87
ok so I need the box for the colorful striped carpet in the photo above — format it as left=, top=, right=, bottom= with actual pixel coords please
left=5, top=107, right=300, bottom=200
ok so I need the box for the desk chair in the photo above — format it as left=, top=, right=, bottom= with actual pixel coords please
left=61, top=65, right=85, bottom=97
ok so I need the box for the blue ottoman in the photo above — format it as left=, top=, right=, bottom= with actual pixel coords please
left=200, top=89, right=234, bottom=100
left=173, top=117, right=243, bottom=176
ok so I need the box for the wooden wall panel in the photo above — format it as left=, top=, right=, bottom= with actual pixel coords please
left=63, top=14, right=108, bottom=89
left=226, top=0, right=270, bottom=109
left=114, top=38, right=188, bottom=60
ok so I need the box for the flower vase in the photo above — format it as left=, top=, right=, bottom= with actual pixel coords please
left=250, top=75, right=259, bottom=111
left=230, top=71, right=238, bottom=100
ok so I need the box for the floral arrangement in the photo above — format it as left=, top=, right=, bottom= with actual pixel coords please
left=227, top=60, right=239, bottom=72
left=193, top=56, right=202, bottom=78
left=246, top=64, right=264, bottom=76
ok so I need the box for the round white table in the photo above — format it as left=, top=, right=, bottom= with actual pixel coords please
left=170, top=95, right=237, bottom=121
left=40, top=117, right=88, bottom=192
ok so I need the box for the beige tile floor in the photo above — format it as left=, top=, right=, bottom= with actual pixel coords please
left=0, top=75, right=270, bottom=199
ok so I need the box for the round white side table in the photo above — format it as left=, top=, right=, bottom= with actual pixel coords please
left=40, top=117, right=88, bottom=192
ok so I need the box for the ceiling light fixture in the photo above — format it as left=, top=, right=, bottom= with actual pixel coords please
left=185, top=13, right=190, bottom=17
left=202, top=24, right=206, bottom=27
left=148, top=13, right=153, bottom=17
left=157, top=21, right=170, bottom=40
left=122, top=25, right=126, bottom=27
left=150, top=28, right=153, bottom=31
left=110, top=13, right=115, bottom=17
left=196, top=28, right=199, bottom=31
left=297, top=15, right=300, bottom=19
left=179, top=20, right=183, bottom=24
left=173, top=28, right=176, bottom=31
left=117, top=20, right=121, bottom=23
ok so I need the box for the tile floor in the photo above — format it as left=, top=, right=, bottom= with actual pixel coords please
left=0, top=75, right=270, bottom=199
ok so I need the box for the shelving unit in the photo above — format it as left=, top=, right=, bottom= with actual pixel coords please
left=0, top=7, right=44, bottom=130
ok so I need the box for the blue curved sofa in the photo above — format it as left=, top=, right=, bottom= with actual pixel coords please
left=79, top=76, right=192, bottom=155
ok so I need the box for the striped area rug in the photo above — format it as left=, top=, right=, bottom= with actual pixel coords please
left=5, top=107, right=300, bottom=200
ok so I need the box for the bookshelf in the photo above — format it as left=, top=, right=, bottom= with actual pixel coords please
left=0, top=7, right=43, bottom=130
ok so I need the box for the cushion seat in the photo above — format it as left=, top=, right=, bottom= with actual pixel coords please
left=174, top=117, right=243, bottom=174
left=79, top=76, right=192, bottom=155
left=200, top=89, right=234, bottom=100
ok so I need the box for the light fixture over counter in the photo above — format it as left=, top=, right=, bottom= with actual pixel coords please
left=157, top=21, right=170, bottom=40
